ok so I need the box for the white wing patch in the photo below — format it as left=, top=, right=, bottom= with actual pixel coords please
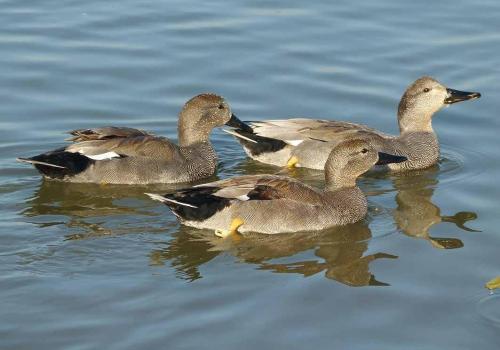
left=285, top=140, right=304, bottom=146
left=83, top=151, right=121, bottom=160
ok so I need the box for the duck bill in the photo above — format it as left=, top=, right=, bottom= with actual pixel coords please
left=225, top=114, right=253, bottom=132
left=376, top=152, right=407, bottom=165
left=444, top=88, right=481, bottom=104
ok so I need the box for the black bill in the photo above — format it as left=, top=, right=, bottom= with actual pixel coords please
left=376, top=152, right=407, bottom=165
left=225, top=114, right=254, bottom=133
left=444, top=88, right=481, bottom=104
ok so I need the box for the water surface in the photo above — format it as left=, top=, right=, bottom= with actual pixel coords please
left=1, top=0, right=500, bottom=349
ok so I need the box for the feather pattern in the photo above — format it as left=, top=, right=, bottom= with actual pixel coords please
left=66, top=126, right=152, bottom=142
left=197, top=174, right=325, bottom=204
left=248, top=119, right=392, bottom=143
left=66, top=135, right=181, bottom=159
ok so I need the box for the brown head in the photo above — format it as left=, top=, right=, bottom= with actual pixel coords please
left=324, top=139, right=407, bottom=190
left=397, top=76, right=480, bottom=133
left=178, top=93, right=234, bottom=146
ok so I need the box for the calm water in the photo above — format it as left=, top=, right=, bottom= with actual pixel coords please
left=1, top=0, right=500, bottom=348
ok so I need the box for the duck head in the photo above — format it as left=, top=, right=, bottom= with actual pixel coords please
left=397, top=76, right=480, bottom=133
left=325, top=139, right=407, bottom=190
left=177, top=93, right=236, bottom=146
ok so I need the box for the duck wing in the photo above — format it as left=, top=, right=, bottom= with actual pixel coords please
left=195, top=175, right=325, bottom=204
left=147, top=174, right=325, bottom=223
left=66, top=126, right=153, bottom=142
left=65, top=135, right=181, bottom=161
left=249, top=118, right=392, bottom=144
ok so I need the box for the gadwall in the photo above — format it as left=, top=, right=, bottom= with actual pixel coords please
left=146, top=139, right=406, bottom=235
left=225, top=77, right=481, bottom=171
left=17, top=93, right=240, bottom=184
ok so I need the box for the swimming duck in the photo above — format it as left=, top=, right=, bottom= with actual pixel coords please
left=17, top=93, right=241, bottom=184
left=146, top=139, right=406, bottom=235
left=225, top=76, right=481, bottom=171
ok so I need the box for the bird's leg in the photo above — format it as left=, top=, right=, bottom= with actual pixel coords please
left=215, top=217, right=244, bottom=238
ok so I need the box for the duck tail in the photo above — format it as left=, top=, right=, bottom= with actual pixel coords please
left=145, top=193, right=198, bottom=208
left=17, top=149, right=94, bottom=179
left=146, top=187, right=231, bottom=222
left=223, top=128, right=288, bottom=156
left=222, top=129, right=258, bottom=143
left=16, top=157, right=66, bottom=169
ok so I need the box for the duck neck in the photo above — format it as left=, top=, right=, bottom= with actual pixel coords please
left=392, top=131, right=439, bottom=170
left=324, top=167, right=357, bottom=192
left=325, top=182, right=358, bottom=193
left=323, top=184, right=367, bottom=224
left=398, top=109, right=435, bottom=134
left=178, top=112, right=211, bottom=147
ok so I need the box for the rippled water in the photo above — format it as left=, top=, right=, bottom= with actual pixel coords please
left=1, top=0, right=500, bottom=348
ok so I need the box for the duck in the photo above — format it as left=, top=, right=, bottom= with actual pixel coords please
left=17, top=93, right=244, bottom=184
left=225, top=76, right=481, bottom=171
left=146, top=139, right=407, bottom=236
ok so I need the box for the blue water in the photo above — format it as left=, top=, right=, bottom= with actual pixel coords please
left=1, top=0, right=500, bottom=348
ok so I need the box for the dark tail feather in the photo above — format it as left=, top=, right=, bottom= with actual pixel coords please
left=18, top=148, right=94, bottom=179
left=147, top=187, right=231, bottom=222
left=17, top=158, right=66, bottom=169
left=226, top=128, right=287, bottom=156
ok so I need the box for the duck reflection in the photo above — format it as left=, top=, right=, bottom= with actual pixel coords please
left=391, top=166, right=479, bottom=249
left=150, top=222, right=397, bottom=287
left=22, top=179, right=210, bottom=239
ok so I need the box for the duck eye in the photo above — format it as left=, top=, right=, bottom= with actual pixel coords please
left=423, top=88, right=431, bottom=93
left=361, top=148, right=369, bottom=154
left=218, top=104, right=225, bottom=110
